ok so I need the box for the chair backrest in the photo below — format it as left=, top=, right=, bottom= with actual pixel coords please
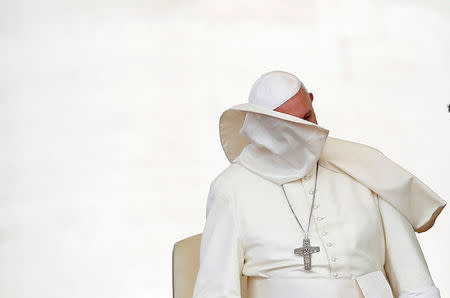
left=172, top=233, right=247, bottom=298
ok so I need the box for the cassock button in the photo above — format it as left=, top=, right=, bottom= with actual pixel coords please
left=321, top=231, right=328, bottom=236
left=327, top=242, right=334, bottom=247
left=309, top=189, right=315, bottom=195
left=316, top=217, right=324, bottom=221
left=331, top=257, right=337, bottom=262
left=313, top=204, right=319, bottom=209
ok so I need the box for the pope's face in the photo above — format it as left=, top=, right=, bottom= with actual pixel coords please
left=273, top=85, right=317, bottom=124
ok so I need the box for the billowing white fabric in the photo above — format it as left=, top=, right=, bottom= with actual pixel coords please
left=195, top=70, right=444, bottom=297
left=234, top=111, right=329, bottom=185
left=192, top=162, right=442, bottom=298
left=247, top=70, right=303, bottom=110
left=380, top=197, right=439, bottom=297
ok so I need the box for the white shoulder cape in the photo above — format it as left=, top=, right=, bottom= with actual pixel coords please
left=319, top=136, right=446, bottom=233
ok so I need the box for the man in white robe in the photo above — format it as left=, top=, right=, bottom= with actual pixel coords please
left=192, top=70, right=446, bottom=298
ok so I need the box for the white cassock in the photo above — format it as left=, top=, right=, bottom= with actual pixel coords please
left=192, top=102, right=446, bottom=298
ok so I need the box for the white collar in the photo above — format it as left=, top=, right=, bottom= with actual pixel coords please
left=233, top=111, right=329, bottom=185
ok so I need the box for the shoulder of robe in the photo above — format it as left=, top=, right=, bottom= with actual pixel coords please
left=320, top=136, right=447, bottom=233
left=211, top=163, right=267, bottom=191
left=206, top=163, right=261, bottom=217
left=209, top=162, right=263, bottom=196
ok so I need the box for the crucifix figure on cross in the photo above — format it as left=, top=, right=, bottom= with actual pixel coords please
left=294, top=237, right=320, bottom=271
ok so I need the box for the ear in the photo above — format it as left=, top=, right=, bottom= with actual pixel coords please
left=309, top=92, right=314, bottom=102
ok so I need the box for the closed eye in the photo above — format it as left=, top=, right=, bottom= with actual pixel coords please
left=303, top=110, right=312, bottom=120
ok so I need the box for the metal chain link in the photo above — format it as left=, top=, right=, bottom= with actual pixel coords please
left=281, top=161, right=319, bottom=239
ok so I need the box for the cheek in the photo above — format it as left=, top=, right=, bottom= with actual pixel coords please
left=291, top=100, right=309, bottom=114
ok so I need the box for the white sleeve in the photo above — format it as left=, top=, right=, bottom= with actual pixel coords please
left=192, top=181, right=245, bottom=298
left=378, top=197, right=440, bottom=298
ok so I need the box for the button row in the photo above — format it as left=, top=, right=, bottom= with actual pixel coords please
left=313, top=204, right=338, bottom=267
left=309, top=185, right=334, bottom=265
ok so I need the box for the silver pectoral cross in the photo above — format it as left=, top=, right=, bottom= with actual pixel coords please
left=294, top=237, right=320, bottom=271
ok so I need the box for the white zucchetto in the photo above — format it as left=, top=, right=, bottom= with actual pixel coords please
left=248, top=70, right=303, bottom=110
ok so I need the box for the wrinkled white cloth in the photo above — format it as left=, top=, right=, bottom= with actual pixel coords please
left=235, top=111, right=329, bottom=185
left=192, top=162, right=441, bottom=298
left=195, top=69, right=443, bottom=297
